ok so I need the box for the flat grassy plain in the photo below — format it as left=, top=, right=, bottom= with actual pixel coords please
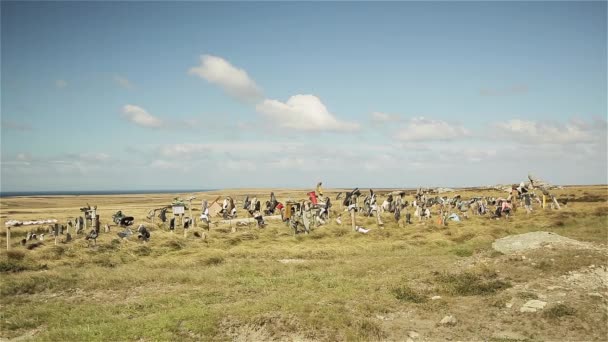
left=1, top=186, right=607, bottom=341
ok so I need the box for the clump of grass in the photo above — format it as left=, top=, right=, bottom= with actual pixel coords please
left=489, top=250, right=504, bottom=258
left=436, top=270, right=511, bottom=296
left=543, top=304, right=576, bottom=319
left=202, top=256, right=224, bottom=266
left=517, top=292, right=538, bottom=300
left=452, top=246, right=474, bottom=257
left=134, top=245, right=152, bottom=256
left=6, top=250, right=25, bottom=260
left=356, top=319, right=386, bottom=340
left=391, top=285, right=427, bottom=303
left=0, top=259, right=29, bottom=273
left=534, top=260, right=552, bottom=270
left=553, top=220, right=565, bottom=227
left=332, top=228, right=349, bottom=237
left=451, top=232, right=476, bottom=243
left=163, top=239, right=186, bottom=250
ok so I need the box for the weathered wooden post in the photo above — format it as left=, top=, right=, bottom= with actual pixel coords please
left=6, top=227, right=11, bottom=250
left=376, top=206, right=384, bottom=228
left=54, top=224, right=59, bottom=245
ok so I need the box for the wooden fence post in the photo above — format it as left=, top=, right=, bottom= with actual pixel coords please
left=6, top=227, right=11, bottom=250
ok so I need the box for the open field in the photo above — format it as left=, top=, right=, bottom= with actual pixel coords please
left=1, top=186, right=607, bottom=341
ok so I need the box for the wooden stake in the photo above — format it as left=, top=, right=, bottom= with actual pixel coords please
left=6, top=227, right=10, bottom=250
left=376, top=207, right=384, bottom=228
left=350, top=208, right=356, bottom=232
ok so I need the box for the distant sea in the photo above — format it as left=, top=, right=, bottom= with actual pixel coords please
left=0, top=189, right=214, bottom=198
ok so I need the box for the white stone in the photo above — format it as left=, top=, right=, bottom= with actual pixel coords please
left=431, top=296, right=442, bottom=300
left=520, top=300, right=547, bottom=312
left=408, top=331, right=420, bottom=339
left=439, top=315, right=457, bottom=326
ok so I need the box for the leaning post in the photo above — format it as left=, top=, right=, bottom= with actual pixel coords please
left=6, top=227, right=11, bottom=251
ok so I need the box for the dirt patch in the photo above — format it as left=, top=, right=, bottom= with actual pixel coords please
left=492, top=231, right=594, bottom=254
left=560, top=265, right=608, bottom=291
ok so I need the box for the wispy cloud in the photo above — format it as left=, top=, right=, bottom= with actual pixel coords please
left=113, top=74, right=135, bottom=90
left=480, top=84, right=528, bottom=97
left=491, top=117, right=605, bottom=144
left=122, top=105, right=163, bottom=128
left=189, top=54, right=263, bottom=102
left=370, top=111, right=401, bottom=123
left=256, top=94, right=360, bottom=132
left=55, top=79, right=67, bottom=88
left=394, top=117, right=469, bottom=141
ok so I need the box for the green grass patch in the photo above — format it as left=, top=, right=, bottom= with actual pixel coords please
left=391, top=285, right=427, bottom=303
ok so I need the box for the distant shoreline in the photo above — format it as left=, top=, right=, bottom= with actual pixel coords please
left=0, top=189, right=215, bottom=198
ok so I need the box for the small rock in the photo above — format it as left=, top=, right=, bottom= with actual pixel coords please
left=575, top=255, right=580, bottom=258
left=505, top=302, right=513, bottom=308
left=537, top=293, right=547, bottom=299
left=522, top=256, right=526, bottom=260
left=588, top=292, right=604, bottom=299
left=547, top=286, right=564, bottom=291
left=431, top=296, right=442, bottom=300
left=406, top=339, right=414, bottom=342
left=439, top=315, right=457, bottom=326
left=408, top=331, right=420, bottom=339
left=520, top=300, right=547, bottom=313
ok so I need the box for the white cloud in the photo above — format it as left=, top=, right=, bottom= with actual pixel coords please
left=370, top=111, right=400, bottom=123
left=114, top=75, right=134, bottom=89
left=492, top=118, right=600, bottom=144
left=122, top=105, right=163, bottom=128
left=55, top=79, right=67, bottom=88
left=256, top=94, right=360, bottom=132
left=188, top=54, right=262, bottom=101
left=394, top=117, right=469, bottom=141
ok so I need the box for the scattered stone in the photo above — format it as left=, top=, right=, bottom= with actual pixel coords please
left=520, top=300, right=547, bottom=313
left=431, top=296, right=442, bottom=300
left=439, top=315, right=457, bottom=326
left=547, top=286, right=565, bottom=291
left=406, top=338, right=414, bottom=342
left=408, top=331, right=420, bottom=339
left=505, top=302, right=513, bottom=308
left=588, top=292, right=604, bottom=299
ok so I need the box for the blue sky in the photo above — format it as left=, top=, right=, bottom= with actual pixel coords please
left=1, top=1, right=606, bottom=191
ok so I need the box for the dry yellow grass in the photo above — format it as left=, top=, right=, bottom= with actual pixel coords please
left=0, top=185, right=607, bottom=341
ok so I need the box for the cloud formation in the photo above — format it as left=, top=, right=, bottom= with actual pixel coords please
left=114, top=75, right=135, bottom=89
left=492, top=118, right=605, bottom=144
left=122, top=105, right=163, bottom=128
left=189, top=54, right=263, bottom=101
left=256, top=94, right=360, bottom=132
left=394, top=117, right=469, bottom=141
left=370, top=111, right=401, bottom=123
